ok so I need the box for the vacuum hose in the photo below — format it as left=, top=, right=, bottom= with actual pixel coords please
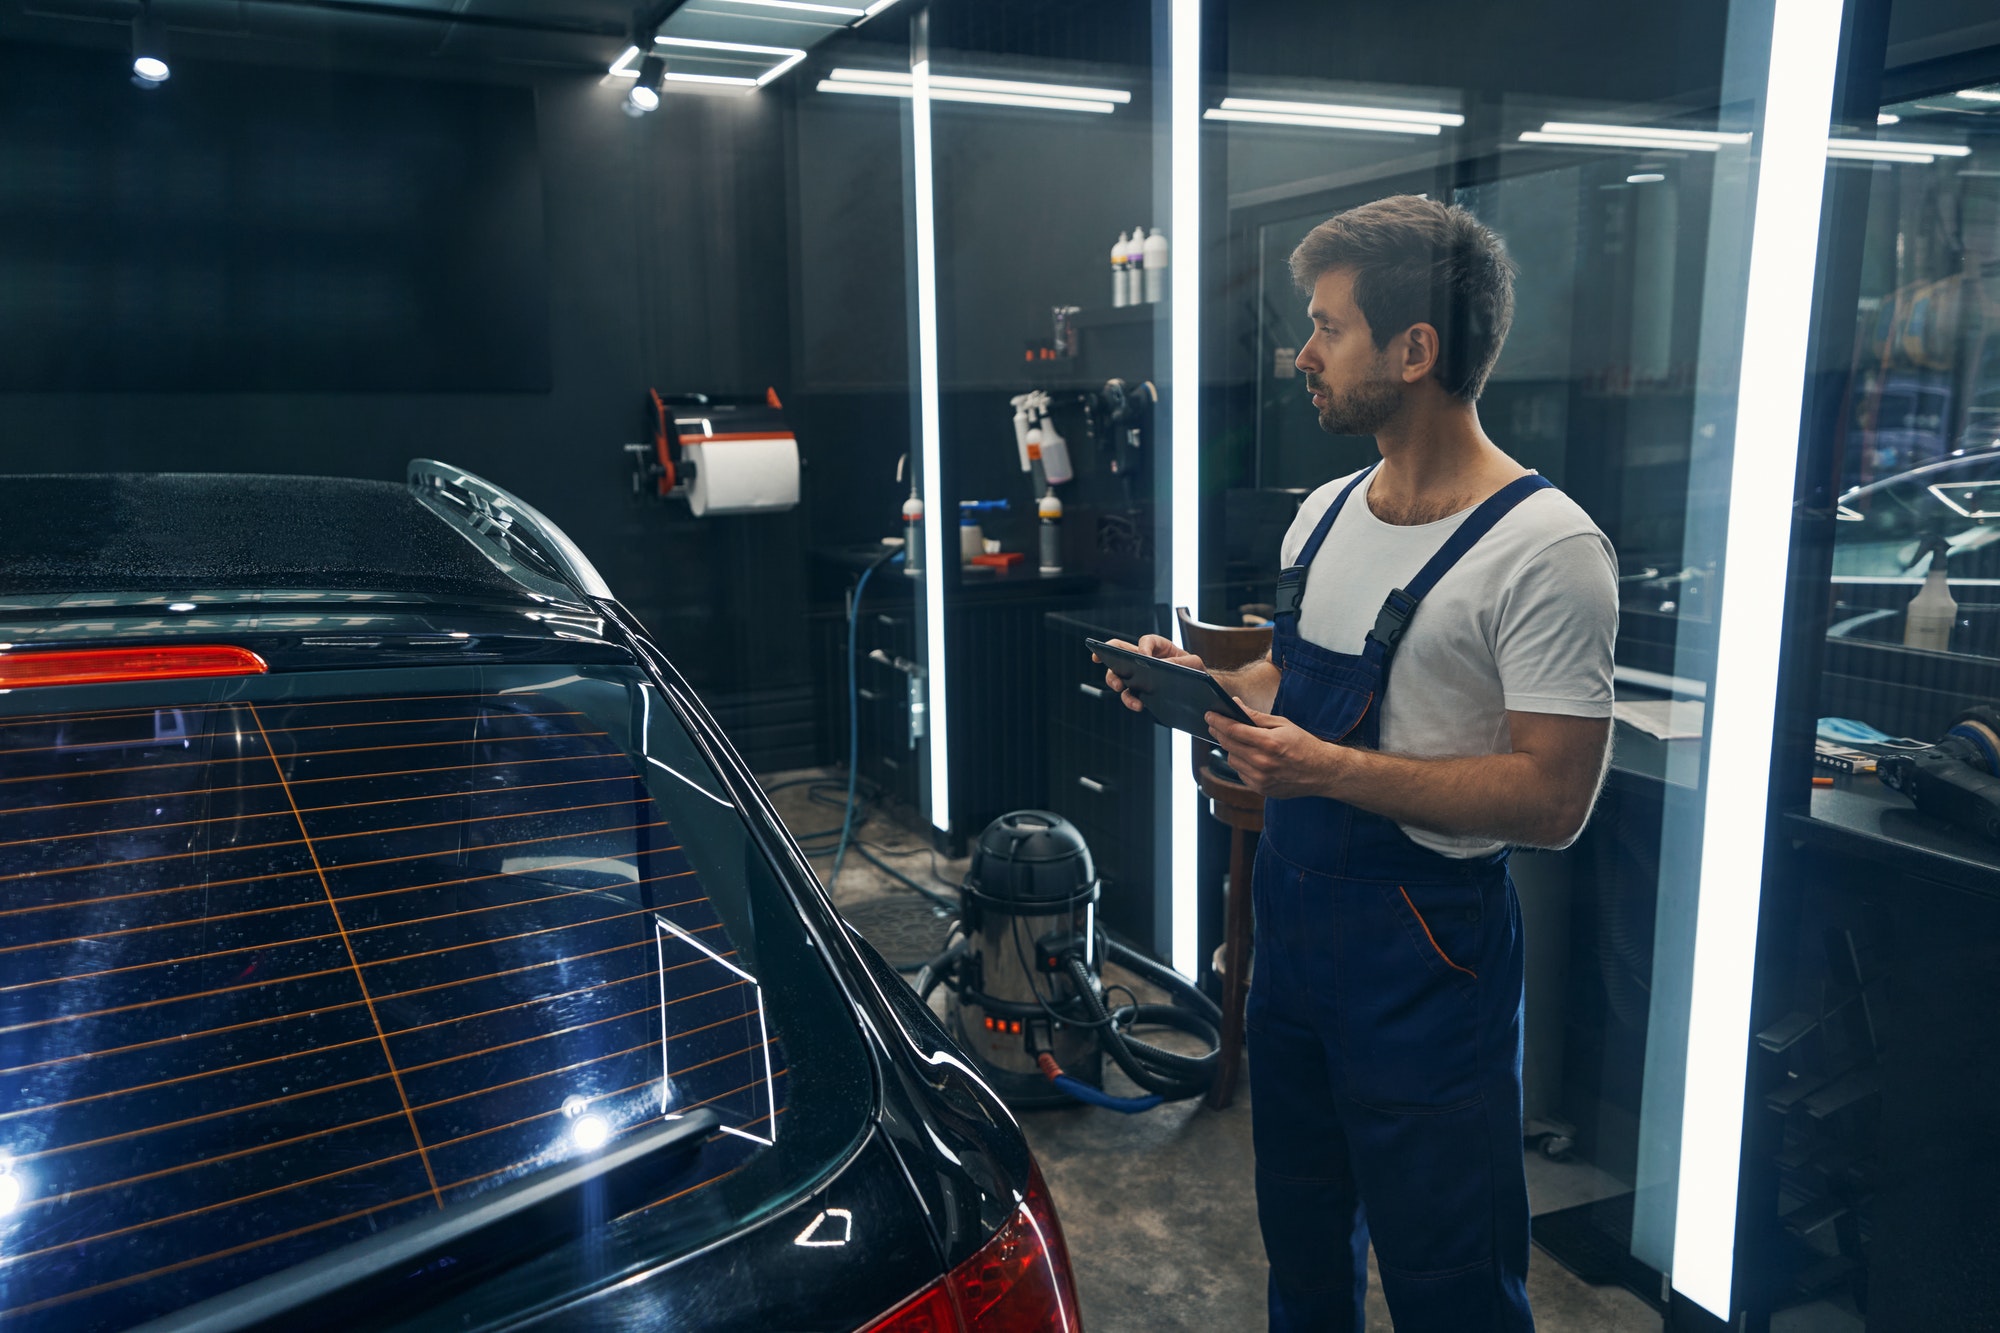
left=1064, top=953, right=1219, bottom=1102
left=914, top=935, right=968, bottom=1003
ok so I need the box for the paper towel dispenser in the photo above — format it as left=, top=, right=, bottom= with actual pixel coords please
left=626, top=388, right=801, bottom=517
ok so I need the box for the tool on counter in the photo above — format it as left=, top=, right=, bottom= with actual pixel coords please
left=1878, top=705, right=2000, bottom=844
left=1814, top=741, right=1878, bottom=775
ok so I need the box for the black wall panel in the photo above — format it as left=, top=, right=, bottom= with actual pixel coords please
left=0, top=44, right=548, bottom=393
left=0, top=47, right=807, bottom=760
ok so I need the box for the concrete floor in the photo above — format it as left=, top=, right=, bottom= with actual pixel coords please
left=764, top=771, right=1662, bottom=1332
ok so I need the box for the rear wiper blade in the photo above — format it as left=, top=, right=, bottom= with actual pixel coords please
left=138, top=1109, right=722, bottom=1333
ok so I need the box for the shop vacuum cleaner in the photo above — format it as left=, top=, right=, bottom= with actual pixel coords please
left=915, top=811, right=1223, bottom=1112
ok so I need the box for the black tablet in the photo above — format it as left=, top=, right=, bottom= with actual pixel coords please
left=1086, top=638, right=1252, bottom=738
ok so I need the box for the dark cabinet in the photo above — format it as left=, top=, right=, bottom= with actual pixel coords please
left=1044, top=610, right=1160, bottom=952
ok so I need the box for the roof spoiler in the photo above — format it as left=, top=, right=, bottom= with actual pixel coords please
left=407, top=459, right=613, bottom=603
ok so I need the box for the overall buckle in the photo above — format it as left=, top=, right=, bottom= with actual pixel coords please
left=1365, top=587, right=1418, bottom=656
left=1274, top=566, right=1306, bottom=619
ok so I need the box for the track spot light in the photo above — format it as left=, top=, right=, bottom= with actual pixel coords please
left=132, top=1, right=168, bottom=88
left=625, top=53, right=665, bottom=116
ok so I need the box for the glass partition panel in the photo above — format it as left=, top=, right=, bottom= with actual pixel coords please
left=1214, top=0, right=1851, bottom=1323
left=1761, top=27, right=2000, bottom=1327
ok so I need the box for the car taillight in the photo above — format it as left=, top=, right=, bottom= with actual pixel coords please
left=0, top=645, right=268, bottom=689
left=865, top=1283, right=959, bottom=1333
left=863, top=1162, right=1082, bottom=1333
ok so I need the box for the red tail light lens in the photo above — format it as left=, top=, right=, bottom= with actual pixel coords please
left=0, top=645, right=268, bottom=689
left=863, top=1161, right=1082, bottom=1333
left=950, top=1162, right=1082, bottom=1333
left=866, top=1283, right=959, bottom=1333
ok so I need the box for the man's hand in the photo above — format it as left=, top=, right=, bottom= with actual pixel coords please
left=1092, top=635, right=1203, bottom=714
left=1205, top=700, right=1344, bottom=800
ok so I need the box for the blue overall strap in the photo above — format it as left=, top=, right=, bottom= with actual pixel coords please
left=1365, top=473, right=1554, bottom=661
left=1273, top=464, right=1377, bottom=621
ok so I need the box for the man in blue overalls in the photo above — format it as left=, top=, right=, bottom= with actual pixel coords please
left=1104, top=196, right=1616, bottom=1330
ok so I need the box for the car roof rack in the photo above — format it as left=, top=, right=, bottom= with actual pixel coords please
left=408, top=459, right=613, bottom=604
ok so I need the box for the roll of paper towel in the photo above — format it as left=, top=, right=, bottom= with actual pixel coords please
left=684, top=436, right=800, bottom=517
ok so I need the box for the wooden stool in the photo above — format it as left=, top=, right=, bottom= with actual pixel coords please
left=1175, top=607, right=1270, bottom=1110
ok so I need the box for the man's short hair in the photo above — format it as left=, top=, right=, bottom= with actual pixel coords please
left=1289, top=195, right=1516, bottom=401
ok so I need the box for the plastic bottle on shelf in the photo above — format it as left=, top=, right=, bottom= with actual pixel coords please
left=1111, top=231, right=1130, bottom=308
left=1143, top=227, right=1169, bottom=304
left=1125, top=227, right=1147, bottom=306
left=1904, top=535, right=1958, bottom=651
left=1035, top=402, right=1073, bottom=485
left=1039, top=492, right=1063, bottom=573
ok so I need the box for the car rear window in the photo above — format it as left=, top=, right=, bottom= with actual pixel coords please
left=0, top=665, right=870, bottom=1332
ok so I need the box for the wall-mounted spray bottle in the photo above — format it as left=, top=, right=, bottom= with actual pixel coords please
left=1904, top=533, right=1957, bottom=652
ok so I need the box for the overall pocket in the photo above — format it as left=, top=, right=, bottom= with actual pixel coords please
left=1389, top=880, right=1484, bottom=983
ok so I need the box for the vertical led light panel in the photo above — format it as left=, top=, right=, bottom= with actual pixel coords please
left=1167, top=0, right=1201, bottom=979
left=911, top=49, right=950, bottom=834
left=1671, top=0, right=1841, bottom=1315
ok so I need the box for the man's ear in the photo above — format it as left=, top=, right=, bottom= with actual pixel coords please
left=1399, top=323, right=1440, bottom=384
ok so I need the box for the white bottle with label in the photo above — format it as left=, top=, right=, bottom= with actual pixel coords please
left=1035, top=404, right=1073, bottom=485
left=1125, top=227, right=1147, bottom=306
left=1904, top=537, right=1958, bottom=651
left=1142, top=227, right=1169, bottom=304
left=1111, top=231, right=1129, bottom=308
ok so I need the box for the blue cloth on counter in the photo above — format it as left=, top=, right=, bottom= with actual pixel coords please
left=1819, top=716, right=1894, bottom=745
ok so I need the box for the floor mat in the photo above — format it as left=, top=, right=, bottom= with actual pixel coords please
left=839, top=891, right=956, bottom=969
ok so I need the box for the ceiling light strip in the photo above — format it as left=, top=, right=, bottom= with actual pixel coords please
left=1541, top=120, right=1752, bottom=145
left=827, top=68, right=1130, bottom=102
left=817, top=80, right=1115, bottom=113
left=665, top=72, right=759, bottom=87
left=1826, top=144, right=1934, bottom=163
left=1827, top=136, right=1970, bottom=157
left=1206, top=107, right=1443, bottom=136
left=656, top=34, right=804, bottom=57
left=1218, top=96, right=1462, bottom=126
left=1521, top=130, right=1724, bottom=152
left=755, top=51, right=807, bottom=87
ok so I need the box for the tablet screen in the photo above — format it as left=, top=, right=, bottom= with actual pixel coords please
left=1086, top=639, right=1250, bottom=739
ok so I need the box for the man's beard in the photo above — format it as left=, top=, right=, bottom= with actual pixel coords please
left=1307, top=367, right=1401, bottom=436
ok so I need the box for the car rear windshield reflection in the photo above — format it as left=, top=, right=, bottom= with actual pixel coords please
left=0, top=681, right=804, bottom=1331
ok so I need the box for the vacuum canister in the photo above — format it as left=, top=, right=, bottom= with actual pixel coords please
left=948, top=810, right=1103, bottom=1104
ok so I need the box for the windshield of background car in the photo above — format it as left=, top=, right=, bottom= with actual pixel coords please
left=0, top=663, right=871, bottom=1332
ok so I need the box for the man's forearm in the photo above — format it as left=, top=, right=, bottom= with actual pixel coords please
left=1320, top=747, right=1586, bottom=849
left=1211, top=657, right=1280, bottom=714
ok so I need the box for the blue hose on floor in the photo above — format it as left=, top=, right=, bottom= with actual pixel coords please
left=1052, top=1074, right=1164, bottom=1115
left=1036, top=1051, right=1164, bottom=1114
left=830, top=548, right=902, bottom=889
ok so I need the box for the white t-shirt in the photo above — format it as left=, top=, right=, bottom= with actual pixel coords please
left=1278, top=467, right=1618, bottom=858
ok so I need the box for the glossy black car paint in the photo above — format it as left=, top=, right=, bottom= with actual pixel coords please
left=0, top=474, right=1037, bottom=1332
